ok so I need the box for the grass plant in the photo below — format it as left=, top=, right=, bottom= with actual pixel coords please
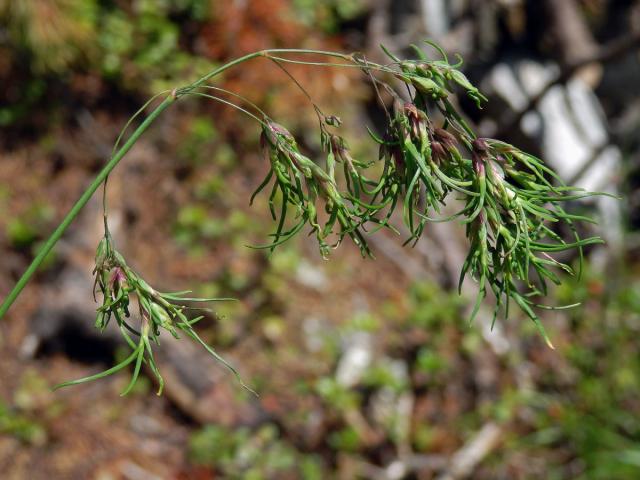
left=0, top=42, right=611, bottom=392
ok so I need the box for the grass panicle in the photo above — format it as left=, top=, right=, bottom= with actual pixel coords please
left=0, top=41, right=613, bottom=394
left=54, top=231, right=255, bottom=396
left=247, top=42, right=609, bottom=348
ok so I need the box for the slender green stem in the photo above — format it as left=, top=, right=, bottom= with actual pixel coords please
left=186, top=51, right=265, bottom=92
left=185, top=92, right=267, bottom=126
left=0, top=96, right=175, bottom=320
left=0, top=48, right=372, bottom=321
left=183, top=48, right=376, bottom=93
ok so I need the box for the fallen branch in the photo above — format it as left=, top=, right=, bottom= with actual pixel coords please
left=436, top=421, right=503, bottom=480
left=496, top=30, right=640, bottom=138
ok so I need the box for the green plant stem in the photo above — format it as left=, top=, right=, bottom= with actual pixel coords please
left=0, top=48, right=366, bottom=321
left=0, top=96, right=175, bottom=320
left=186, top=49, right=354, bottom=92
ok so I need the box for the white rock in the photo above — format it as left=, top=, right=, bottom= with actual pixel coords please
left=336, top=331, right=373, bottom=388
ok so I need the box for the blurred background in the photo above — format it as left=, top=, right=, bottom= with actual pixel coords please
left=1, top=0, right=640, bottom=478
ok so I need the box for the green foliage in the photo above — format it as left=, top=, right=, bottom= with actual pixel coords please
left=404, top=281, right=465, bottom=329
left=0, top=402, right=47, bottom=445
left=96, top=0, right=213, bottom=91
left=0, top=78, right=46, bottom=127
left=0, top=370, right=51, bottom=446
left=189, top=424, right=324, bottom=479
left=4, top=202, right=54, bottom=248
left=174, top=204, right=227, bottom=247
left=316, top=377, right=360, bottom=411
left=1, top=0, right=99, bottom=73
left=0, top=0, right=212, bottom=100
left=293, top=0, right=368, bottom=32
left=474, top=270, right=640, bottom=479
left=415, top=347, right=448, bottom=375
left=302, top=277, right=640, bottom=477
left=328, top=426, right=362, bottom=452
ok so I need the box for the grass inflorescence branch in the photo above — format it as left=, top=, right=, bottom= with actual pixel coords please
left=53, top=227, right=255, bottom=396
left=0, top=42, right=612, bottom=393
